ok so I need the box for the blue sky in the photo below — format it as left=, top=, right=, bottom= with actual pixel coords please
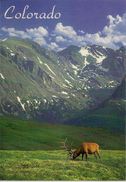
left=0, top=0, right=126, bottom=50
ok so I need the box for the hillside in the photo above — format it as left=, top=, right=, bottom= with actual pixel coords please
left=0, top=116, right=124, bottom=150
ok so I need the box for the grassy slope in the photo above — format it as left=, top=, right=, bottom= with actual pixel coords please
left=0, top=150, right=125, bottom=180
left=0, top=116, right=125, bottom=150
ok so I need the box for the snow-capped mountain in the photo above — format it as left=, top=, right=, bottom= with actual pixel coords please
left=0, top=38, right=125, bottom=125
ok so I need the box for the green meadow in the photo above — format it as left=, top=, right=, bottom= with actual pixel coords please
left=0, top=150, right=125, bottom=180
left=0, top=116, right=125, bottom=180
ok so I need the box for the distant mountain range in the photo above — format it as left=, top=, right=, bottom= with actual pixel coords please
left=0, top=38, right=125, bottom=129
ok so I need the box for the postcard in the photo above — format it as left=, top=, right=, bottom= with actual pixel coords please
left=0, top=0, right=125, bottom=180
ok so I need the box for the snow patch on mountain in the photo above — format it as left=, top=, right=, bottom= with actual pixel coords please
left=10, top=53, right=15, bottom=56
left=33, top=99, right=40, bottom=104
left=0, top=73, right=5, bottom=80
left=95, top=51, right=106, bottom=63
left=26, top=100, right=30, bottom=104
left=79, top=47, right=106, bottom=63
left=49, top=75, right=54, bottom=79
left=71, top=63, right=79, bottom=70
left=83, top=57, right=89, bottom=67
left=79, top=47, right=89, bottom=57
left=67, top=72, right=75, bottom=80
left=43, top=99, right=47, bottom=103
left=6, top=47, right=13, bottom=53
left=2, top=38, right=7, bottom=42
left=44, top=63, right=56, bottom=76
left=52, top=95, right=58, bottom=98
left=109, top=81, right=114, bottom=84
left=64, top=79, right=73, bottom=87
left=23, top=56, right=27, bottom=60
left=74, top=70, right=78, bottom=75
left=80, top=57, right=89, bottom=73
left=69, top=63, right=79, bottom=75
left=65, top=96, right=70, bottom=99
left=17, top=96, right=25, bottom=111
left=62, top=83, right=69, bottom=88
left=61, top=91, right=68, bottom=95
left=37, top=56, right=43, bottom=64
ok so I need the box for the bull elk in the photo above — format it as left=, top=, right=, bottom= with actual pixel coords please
left=62, top=139, right=100, bottom=160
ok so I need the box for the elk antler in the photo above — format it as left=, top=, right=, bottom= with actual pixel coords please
left=60, top=138, right=73, bottom=154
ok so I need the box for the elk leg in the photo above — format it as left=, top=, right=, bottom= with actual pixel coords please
left=96, top=151, right=100, bottom=159
left=82, top=153, right=84, bottom=160
left=85, top=153, right=88, bottom=160
left=94, top=152, right=97, bottom=159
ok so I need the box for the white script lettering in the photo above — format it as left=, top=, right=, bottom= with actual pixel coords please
left=4, top=5, right=61, bottom=20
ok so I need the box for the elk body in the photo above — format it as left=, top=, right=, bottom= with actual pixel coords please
left=72, top=142, right=100, bottom=160
left=61, top=139, right=100, bottom=161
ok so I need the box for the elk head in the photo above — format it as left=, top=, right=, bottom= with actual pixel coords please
left=71, top=150, right=78, bottom=160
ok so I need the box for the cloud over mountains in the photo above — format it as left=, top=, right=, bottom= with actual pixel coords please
left=1, top=12, right=126, bottom=51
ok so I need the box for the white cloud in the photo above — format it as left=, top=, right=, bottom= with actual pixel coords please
left=78, top=30, right=85, bottom=34
left=1, top=27, right=30, bottom=39
left=53, top=13, right=126, bottom=49
left=54, top=23, right=86, bottom=48
left=55, top=35, right=66, bottom=43
left=33, top=37, right=47, bottom=46
left=86, top=13, right=126, bottom=48
left=1, top=26, right=48, bottom=46
left=26, top=27, right=48, bottom=38
left=103, top=14, right=124, bottom=35
left=55, top=22, right=77, bottom=39
left=48, top=42, right=62, bottom=51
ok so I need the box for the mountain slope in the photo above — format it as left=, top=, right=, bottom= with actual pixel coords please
left=0, top=38, right=125, bottom=126
left=66, top=76, right=125, bottom=131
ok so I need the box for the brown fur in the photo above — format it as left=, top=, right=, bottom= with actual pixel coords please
left=72, top=142, right=100, bottom=160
